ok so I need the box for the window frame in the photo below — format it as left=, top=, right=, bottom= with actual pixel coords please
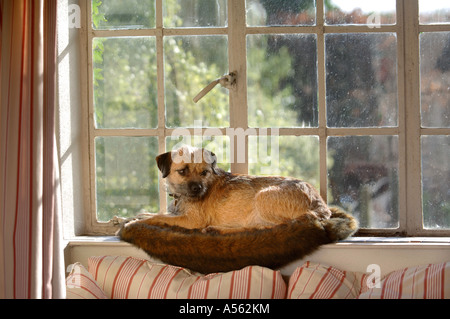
left=78, top=0, right=450, bottom=236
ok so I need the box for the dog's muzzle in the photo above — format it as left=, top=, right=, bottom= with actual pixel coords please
left=188, top=181, right=206, bottom=197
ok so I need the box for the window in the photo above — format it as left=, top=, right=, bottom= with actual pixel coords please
left=80, top=0, right=450, bottom=236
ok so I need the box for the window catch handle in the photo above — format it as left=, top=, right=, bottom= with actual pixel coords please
left=193, top=71, right=237, bottom=103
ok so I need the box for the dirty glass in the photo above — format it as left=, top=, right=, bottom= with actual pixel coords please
left=95, top=137, right=159, bottom=221
left=93, top=37, right=158, bottom=129
left=421, top=136, right=450, bottom=229
left=325, top=33, right=398, bottom=127
left=420, top=32, right=450, bottom=128
left=246, top=0, right=316, bottom=26
left=325, top=0, right=396, bottom=25
left=92, top=0, right=155, bottom=29
left=164, top=36, right=229, bottom=128
left=327, top=136, right=399, bottom=229
left=247, top=34, right=318, bottom=128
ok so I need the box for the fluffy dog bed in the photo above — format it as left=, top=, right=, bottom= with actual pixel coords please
left=118, top=207, right=358, bottom=274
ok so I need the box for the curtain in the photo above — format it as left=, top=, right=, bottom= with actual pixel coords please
left=0, top=0, right=65, bottom=299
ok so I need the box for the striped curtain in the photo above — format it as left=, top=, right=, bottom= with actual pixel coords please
left=0, top=0, right=65, bottom=298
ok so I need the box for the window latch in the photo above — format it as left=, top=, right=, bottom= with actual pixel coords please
left=193, top=71, right=237, bottom=103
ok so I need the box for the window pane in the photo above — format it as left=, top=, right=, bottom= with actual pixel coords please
left=249, top=136, right=320, bottom=190
left=163, top=0, right=227, bottom=27
left=419, top=0, right=450, bottom=24
left=247, top=34, right=318, bottom=127
left=326, top=33, right=398, bottom=127
left=325, top=0, right=396, bottom=25
left=422, top=136, right=450, bottom=229
left=95, top=137, right=159, bottom=222
left=93, top=37, right=157, bottom=129
left=164, top=36, right=229, bottom=128
left=246, top=0, right=316, bottom=26
left=92, top=0, right=155, bottom=30
left=327, top=136, right=399, bottom=229
left=420, top=32, right=450, bottom=128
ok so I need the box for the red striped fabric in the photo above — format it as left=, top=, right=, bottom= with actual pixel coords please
left=86, top=256, right=286, bottom=299
left=287, top=262, right=366, bottom=299
left=0, top=0, right=64, bottom=299
left=66, top=263, right=107, bottom=299
left=359, top=262, right=450, bottom=299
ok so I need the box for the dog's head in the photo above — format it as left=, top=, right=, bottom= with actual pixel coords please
left=156, top=146, right=218, bottom=199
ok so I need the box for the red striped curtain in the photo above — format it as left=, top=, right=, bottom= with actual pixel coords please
left=0, top=0, right=65, bottom=298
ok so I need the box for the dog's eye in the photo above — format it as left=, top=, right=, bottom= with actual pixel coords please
left=200, top=170, right=209, bottom=176
left=177, top=169, right=186, bottom=176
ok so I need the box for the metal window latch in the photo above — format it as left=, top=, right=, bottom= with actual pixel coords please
left=193, top=71, right=237, bottom=103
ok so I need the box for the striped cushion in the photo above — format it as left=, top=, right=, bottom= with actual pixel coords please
left=287, top=261, right=366, bottom=299
left=66, top=262, right=108, bottom=299
left=358, top=262, right=450, bottom=299
left=87, top=256, right=286, bottom=299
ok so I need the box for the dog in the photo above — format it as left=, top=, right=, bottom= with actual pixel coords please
left=118, top=145, right=358, bottom=273
left=130, top=145, right=332, bottom=233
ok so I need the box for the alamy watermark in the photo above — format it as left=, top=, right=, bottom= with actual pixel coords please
left=169, top=120, right=280, bottom=174
left=68, top=4, right=81, bottom=29
left=366, top=264, right=382, bottom=289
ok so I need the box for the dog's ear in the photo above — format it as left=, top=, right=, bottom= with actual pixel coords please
left=156, top=152, right=172, bottom=178
left=203, top=149, right=218, bottom=174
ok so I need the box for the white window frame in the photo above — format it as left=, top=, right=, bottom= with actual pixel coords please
left=78, top=0, right=450, bottom=236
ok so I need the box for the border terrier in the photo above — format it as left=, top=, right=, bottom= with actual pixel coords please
left=132, top=145, right=332, bottom=233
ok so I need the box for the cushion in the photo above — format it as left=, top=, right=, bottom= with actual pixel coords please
left=66, top=262, right=108, bottom=299
left=358, top=261, right=450, bottom=299
left=88, top=256, right=287, bottom=299
left=118, top=207, right=358, bottom=274
left=287, top=261, right=367, bottom=299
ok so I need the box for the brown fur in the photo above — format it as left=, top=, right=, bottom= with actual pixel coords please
left=118, top=146, right=358, bottom=273
left=119, top=207, right=358, bottom=274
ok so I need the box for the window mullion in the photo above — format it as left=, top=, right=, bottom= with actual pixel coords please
left=396, top=0, right=408, bottom=235
left=403, top=0, right=423, bottom=235
left=316, top=0, right=328, bottom=202
left=155, top=0, right=167, bottom=213
left=228, top=0, right=248, bottom=174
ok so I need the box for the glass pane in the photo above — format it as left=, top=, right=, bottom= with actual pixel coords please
left=420, top=32, right=450, bottom=128
left=163, top=0, right=227, bottom=27
left=93, top=37, right=157, bottom=129
left=164, top=36, right=229, bottom=128
left=92, top=0, right=155, bottom=30
left=247, top=34, right=318, bottom=127
left=249, top=135, right=320, bottom=190
left=419, top=0, right=450, bottom=24
left=246, top=0, right=316, bottom=26
left=326, top=33, right=398, bottom=127
left=95, top=137, right=159, bottom=222
left=422, top=136, right=450, bottom=229
left=166, top=135, right=231, bottom=172
left=325, top=0, right=396, bottom=25
left=327, top=136, right=399, bottom=229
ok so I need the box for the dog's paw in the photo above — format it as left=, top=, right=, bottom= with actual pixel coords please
left=114, top=212, right=154, bottom=236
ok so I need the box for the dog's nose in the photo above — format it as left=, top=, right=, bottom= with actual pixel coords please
left=189, top=182, right=203, bottom=194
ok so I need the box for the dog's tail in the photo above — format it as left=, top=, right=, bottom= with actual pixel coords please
left=118, top=208, right=358, bottom=274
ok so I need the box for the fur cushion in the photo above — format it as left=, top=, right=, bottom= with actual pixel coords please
left=119, top=208, right=358, bottom=274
